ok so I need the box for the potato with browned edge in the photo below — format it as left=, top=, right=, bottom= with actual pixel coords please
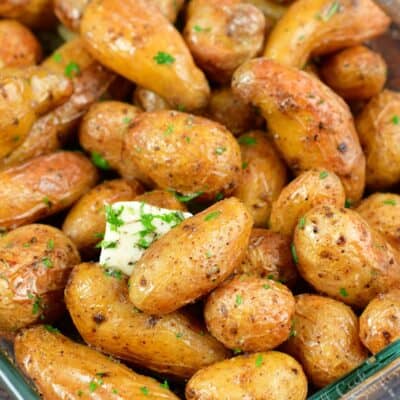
left=81, top=0, right=210, bottom=111
left=232, top=58, right=366, bottom=202
left=284, top=294, right=367, bottom=388
left=129, top=198, right=253, bottom=314
left=205, top=275, right=295, bottom=351
left=0, top=152, right=98, bottom=230
left=270, top=169, right=346, bottom=237
left=134, top=190, right=188, bottom=212
left=133, top=86, right=171, bottom=112
left=186, top=351, right=307, bottom=400
left=293, top=205, right=400, bottom=308
left=15, top=326, right=180, bottom=400
left=0, top=225, right=80, bottom=339
left=359, top=289, right=400, bottom=354
left=356, top=90, right=400, bottom=190
left=65, top=263, right=228, bottom=378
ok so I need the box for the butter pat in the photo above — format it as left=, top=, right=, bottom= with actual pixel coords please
left=99, top=201, right=192, bottom=275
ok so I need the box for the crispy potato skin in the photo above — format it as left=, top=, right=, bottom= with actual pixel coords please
left=15, top=326, right=180, bottom=400
left=294, top=205, right=400, bottom=308
left=0, top=225, right=80, bottom=339
left=234, top=130, right=287, bottom=227
left=357, top=193, right=400, bottom=250
left=0, top=152, right=98, bottom=230
left=232, top=58, right=366, bottom=202
left=62, top=179, right=144, bottom=254
left=54, top=0, right=90, bottom=31
left=186, top=351, right=308, bottom=400
left=124, top=110, right=242, bottom=198
left=133, top=86, right=171, bottom=112
left=236, top=228, right=298, bottom=288
left=284, top=294, right=367, bottom=388
left=320, top=46, right=387, bottom=100
left=270, top=169, right=345, bottom=237
left=205, top=275, right=295, bottom=351
left=129, top=198, right=253, bottom=314
left=134, top=190, right=188, bottom=212
left=184, top=0, right=266, bottom=83
left=81, top=0, right=210, bottom=111
left=359, top=289, right=400, bottom=354
left=65, top=263, right=228, bottom=378
left=356, top=90, right=400, bottom=190
left=263, top=0, right=390, bottom=68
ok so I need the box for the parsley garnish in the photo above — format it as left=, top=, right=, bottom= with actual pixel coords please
left=174, top=191, right=203, bottom=202
left=103, top=267, right=123, bottom=280
left=204, top=211, right=221, bottom=221
left=215, top=192, right=224, bottom=201
left=53, top=53, right=62, bottom=63
left=47, top=239, right=54, bottom=250
left=122, top=116, right=132, bottom=124
left=105, top=205, right=124, bottom=231
left=319, top=171, right=329, bottom=179
left=160, top=380, right=169, bottom=389
left=392, top=115, right=400, bottom=125
left=140, top=386, right=149, bottom=396
left=43, top=196, right=52, bottom=207
left=176, top=332, right=184, bottom=338
left=291, top=243, right=298, bottom=264
left=298, top=217, right=306, bottom=229
left=345, top=199, right=352, bottom=208
left=163, top=124, right=174, bottom=136
left=255, top=354, right=263, bottom=367
left=44, top=324, right=59, bottom=333
left=193, top=25, right=211, bottom=32
left=235, top=294, right=243, bottom=306
left=215, top=147, right=226, bottom=155
left=137, top=237, right=150, bottom=249
left=238, top=136, right=257, bottom=146
left=42, top=257, right=53, bottom=268
left=289, top=320, right=297, bottom=337
left=153, top=51, right=175, bottom=65
left=263, top=284, right=271, bottom=290
left=28, top=293, right=44, bottom=316
left=206, top=250, right=212, bottom=258
left=233, top=348, right=242, bottom=355
left=94, top=232, right=104, bottom=239
left=242, top=161, right=248, bottom=169
left=64, top=61, right=80, bottom=78
left=96, top=240, right=118, bottom=249
left=91, top=151, right=110, bottom=170
left=383, top=199, right=397, bottom=206
left=339, top=287, right=348, bottom=297
left=316, top=0, right=340, bottom=21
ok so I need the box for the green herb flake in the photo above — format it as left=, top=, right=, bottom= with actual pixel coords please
left=105, top=205, right=124, bottom=231
left=339, top=287, right=349, bottom=297
left=176, top=332, right=184, bottom=339
left=140, top=386, right=149, bottom=396
left=89, top=381, right=98, bottom=393
left=316, top=0, right=340, bottom=21
left=383, top=199, right=397, bottom=206
left=289, top=320, right=297, bottom=337
left=64, top=61, right=80, bottom=78
left=233, top=348, right=242, bottom=355
left=215, top=147, right=226, bottom=155
left=42, top=257, right=53, bottom=268
left=193, top=25, right=211, bottom=32
left=23, top=243, right=30, bottom=248
left=163, top=124, right=174, bottom=136
left=242, top=161, right=249, bottom=169
left=319, top=171, right=329, bottom=179
left=96, top=240, right=118, bottom=249
left=206, top=250, right=212, bottom=258
left=392, top=115, right=400, bottom=125
left=112, top=389, right=118, bottom=394
left=103, top=267, right=123, bottom=280
left=28, top=293, right=43, bottom=316
left=91, top=151, right=110, bottom=170
left=185, top=136, right=191, bottom=143
left=263, top=284, right=271, bottom=290
left=177, top=104, right=185, bottom=112
left=344, top=199, right=352, bottom=208
left=160, top=380, right=169, bottom=390
left=47, top=239, right=54, bottom=250
left=238, top=136, right=257, bottom=146
left=53, top=53, right=62, bottom=63
left=255, top=354, right=263, bottom=367
left=298, top=217, right=306, bottom=229
left=291, top=243, right=298, bottom=264
left=235, top=294, right=243, bottom=306
left=174, top=191, right=203, bottom=202
left=137, top=237, right=150, bottom=249
left=77, top=390, right=83, bottom=397
left=215, top=192, right=224, bottom=201
left=153, top=51, right=175, bottom=65
left=43, top=196, right=52, bottom=208
left=44, top=324, right=59, bottom=333
left=122, top=116, right=132, bottom=125
left=204, top=210, right=221, bottom=221
left=94, top=232, right=104, bottom=239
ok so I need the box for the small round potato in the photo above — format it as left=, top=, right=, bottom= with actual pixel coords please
left=270, top=169, right=346, bottom=237
left=359, top=289, right=400, bottom=354
left=186, top=351, right=308, bottom=400
left=205, top=275, right=295, bottom=352
left=0, top=224, right=80, bottom=339
left=134, top=190, right=188, bottom=212
left=284, top=294, right=367, bottom=388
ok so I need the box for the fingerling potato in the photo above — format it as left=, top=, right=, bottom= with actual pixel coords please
left=133, top=86, right=171, bottom=112
left=134, top=190, right=188, bottom=212
left=8, top=0, right=57, bottom=29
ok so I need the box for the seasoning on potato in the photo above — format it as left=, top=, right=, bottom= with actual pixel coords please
left=135, top=190, right=188, bottom=212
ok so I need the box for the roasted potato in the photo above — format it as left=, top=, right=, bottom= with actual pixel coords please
left=236, top=228, right=298, bottom=288
left=359, top=289, right=400, bottom=354
left=263, top=0, right=390, bottom=69
left=129, top=198, right=253, bottom=314
left=81, top=0, right=210, bottom=111
left=186, top=351, right=308, bottom=400
left=284, top=294, right=367, bottom=388
left=133, top=86, right=171, bottom=112
left=150, top=0, right=185, bottom=23
left=65, top=263, right=229, bottom=378
left=270, top=169, right=346, bottom=237
left=244, top=0, right=287, bottom=20
left=0, top=152, right=98, bottom=230
left=232, top=58, right=366, bottom=202
left=134, top=190, right=188, bottom=212
left=320, top=45, right=387, bottom=100
left=233, top=131, right=287, bottom=227
left=15, top=326, right=180, bottom=400
left=356, top=90, right=400, bottom=190
left=205, top=275, right=295, bottom=351
left=293, top=205, right=400, bottom=308
left=184, top=0, right=266, bottom=83
left=62, top=179, right=144, bottom=255
left=0, top=224, right=80, bottom=339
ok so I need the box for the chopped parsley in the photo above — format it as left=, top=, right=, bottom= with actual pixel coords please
left=193, top=25, right=211, bottom=32
left=91, top=151, right=110, bottom=170
left=43, top=196, right=52, bottom=207
left=153, top=51, right=175, bottom=65
left=27, top=293, right=44, bottom=316
left=42, top=257, right=53, bottom=268
left=392, top=115, right=400, bottom=125
left=160, top=380, right=169, bottom=389
left=215, top=147, right=226, bottom=155
left=103, top=267, right=123, bottom=280
left=137, top=237, right=150, bottom=249
left=140, top=386, right=149, bottom=396
left=289, top=320, right=297, bottom=337
left=96, top=240, right=118, bottom=249
left=263, top=284, right=271, bottom=290
left=176, top=332, right=184, bottom=339
left=316, top=0, right=340, bottom=21
left=105, top=205, right=124, bottom=231
left=242, top=161, right=248, bottom=169
left=44, top=325, right=59, bottom=333
left=339, top=287, right=349, bottom=297
left=204, top=211, right=221, bottom=221
left=319, top=171, right=329, bottom=179
left=23, top=243, right=30, bottom=248
left=52, top=53, right=62, bottom=63
left=255, top=354, right=263, bottom=367
left=77, top=390, right=83, bottom=396
left=47, top=239, right=54, bottom=250
left=185, top=136, right=191, bottom=143
left=383, top=199, right=397, bottom=206
left=163, top=124, right=174, bottom=136
left=233, top=348, right=242, bottom=355
left=64, top=61, right=80, bottom=78
left=122, top=116, right=132, bottom=124
left=291, top=243, right=298, bottom=264
left=177, top=104, right=185, bottom=112
left=173, top=191, right=203, bottom=202
left=206, top=250, right=212, bottom=258
left=94, top=232, right=104, bottom=239
left=215, top=192, right=224, bottom=201
left=112, top=388, right=118, bottom=394
left=235, top=294, right=243, bottom=306
left=298, top=217, right=306, bottom=229
left=238, top=136, right=257, bottom=146
left=344, top=199, right=352, bottom=208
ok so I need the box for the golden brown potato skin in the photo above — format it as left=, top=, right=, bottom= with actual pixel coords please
left=186, top=351, right=308, bottom=400
left=150, top=0, right=185, bottom=22
left=184, top=0, right=266, bottom=83
left=284, top=294, right=367, bottom=388
left=129, top=198, right=253, bottom=314
left=0, top=152, right=98, bottom=230
left=320, top=46, right=387, bottom=100
left=62, top=179, right=144, bottom=255
left=54, top=0, right=90, bottom=31
left=234, top=130, right=287, bottom=227
left=357, top=193, right=400, bottom=250
left=270, top=169, right=346, bottom=237
left=15, top=326, right=180, bottom=400
left=205, top=275, right=295, bottom=351
left=65, top=263, right=228, bottom=378
left=359, top=289, right=400, bottom=354
left=294, top=205, right=400, bottom=308
left=232, top=58, right=366, bottom=202
left=0, top=225, right=80, bottom=339
left=81, top=0, right=210, bottom=111
left=264, top=0, right=390, bottom=69
left=356, top=90, right=400, bottom=190
left=236, top=228, right=298, bottom=288
left=133, top=86, right=171, bottom=112
left=134, top=190, right=188, bottom=212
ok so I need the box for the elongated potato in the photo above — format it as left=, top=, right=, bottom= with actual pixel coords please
left=0, top=225, right=80, bottom=339
left=293, top=205, right=400, bottom=308
left=270, top=169, right=346, bottom=237
left=264, top=0, right=390, bottom=69
left=81, top=0, right=210, bottom=111
left=356, top=90, right=400, bottom=190
left=134, top=190, right=188, bottom=212
left=150, top=0, right=185, bottom=22
left=184, top=0, right=266, bottom=83
left=232, top=58, right=366, bottom=202
left=234, top=131, right=287, bottom=227
left=359, top=289, right=400, bottom=354
left=129, top=198, right=253, bottom=314
left=65, top=263, right=228, bottom=378
left=0, top=152, right=98, bottom=230
left=186, top=351, right=308, bottom=400
left=284, top=294, right=367, bottom=388
left=244, top=0, right=287, bottom=19
left=15, top=326, right=180, bottom=400
left=133, top=86, right=171, bottom=112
